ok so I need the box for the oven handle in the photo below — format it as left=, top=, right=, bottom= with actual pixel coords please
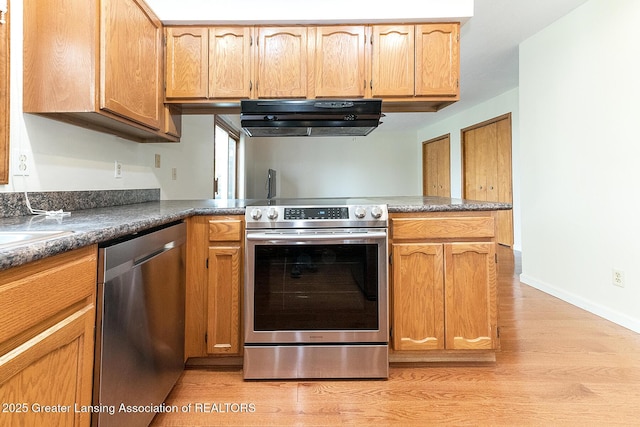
left=246, top=230, right=387, bottom=241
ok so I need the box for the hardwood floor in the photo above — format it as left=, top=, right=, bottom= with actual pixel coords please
left=151, top=247, right=640, bottom=426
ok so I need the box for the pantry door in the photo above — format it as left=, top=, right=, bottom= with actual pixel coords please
left=462, top=114, right=513, bottom=247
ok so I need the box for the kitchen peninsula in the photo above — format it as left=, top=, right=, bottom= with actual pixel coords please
left=1, top=190, right=510, bottom=425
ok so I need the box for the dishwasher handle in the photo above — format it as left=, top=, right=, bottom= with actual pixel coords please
left=133, top=241, right=178, bottom=267
left=99, top=222, right=186, bottom=284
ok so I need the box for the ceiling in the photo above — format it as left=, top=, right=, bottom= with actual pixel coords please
left=146, top=0, right=590, bottom=133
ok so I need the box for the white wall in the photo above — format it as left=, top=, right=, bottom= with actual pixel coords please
left=417, top=88, right=521, bottom=250
left=244, top=129, right=421, bottom=199
left=1, top=0, right=215, bottom=200
left=519, top=0, right=640, bottom=332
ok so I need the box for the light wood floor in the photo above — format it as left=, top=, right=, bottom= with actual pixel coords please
left=151, top=247, right=640, bottom=426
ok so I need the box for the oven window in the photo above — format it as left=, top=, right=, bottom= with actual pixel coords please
left=253, top=244, right=379, bottom=331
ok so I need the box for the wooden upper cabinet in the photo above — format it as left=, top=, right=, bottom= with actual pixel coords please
left=415, top=23, right=459, bottom=97
left=372, top=23, right=460, bottom=99
left=371, top=25, right=415, bottom=97
left=165, top=27, right=209, bottom=99
left=256, top=27, right=308, bottom=98
left=314, top=26, right=367, bottom=98
left=101, top=0, right=163, bottom=130
left=209, top=27, right=253, bottom=99
left=163, top=22, right=460, bottom=110
left=23, top=0, right=175, bottom=142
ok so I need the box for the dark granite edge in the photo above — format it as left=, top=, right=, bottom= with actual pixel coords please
left=388, top=202, right=513, bottom=213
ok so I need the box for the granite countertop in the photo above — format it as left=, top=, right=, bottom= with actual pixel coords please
left=0, top=196, right=511, bottom=271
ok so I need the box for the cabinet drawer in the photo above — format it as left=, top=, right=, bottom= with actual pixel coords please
left=0, top=246, right=97, bottom=346
left=208, top=219, right=242, bottom=242
left=392, top=216, right=495, bottom=240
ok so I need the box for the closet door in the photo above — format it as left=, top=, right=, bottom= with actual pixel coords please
left=462, top=114, right=513, bottom=246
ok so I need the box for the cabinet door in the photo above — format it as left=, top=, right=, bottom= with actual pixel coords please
left=371, top=25, right=414, bottom=97
left=166, top=27, right=208, bottom=99
left=0, top=306, right=95, bottom=427
left=101, top=0, right=163, bottom=130
left=415, top=23, right=459, bottom=97
left=444, top=243, right=497, bottom=350
left=392, top=243, right=445, bottom=351
left=209, top=27, right=252, bottom=99
left=314, top=26, right=367, bottom=98
left=256, top=27, right=308, bottom=98
left=207, top=245, right=241, bottom=355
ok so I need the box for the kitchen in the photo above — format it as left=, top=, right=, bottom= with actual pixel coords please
left=2, top=0, right=640, bottom=425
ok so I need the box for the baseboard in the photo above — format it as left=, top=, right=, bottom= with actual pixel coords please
left=520, top=273, right=640, bottom=334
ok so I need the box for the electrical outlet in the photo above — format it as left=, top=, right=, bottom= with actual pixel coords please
left=155, top=154, right=161, bottom=168
left=171, top=167, right=177, bottom=181
left=114, top=161, right=123, bottom=178
left=612, top=269, right=625, bottom=288
left=13, top=152, right=30, bottom=176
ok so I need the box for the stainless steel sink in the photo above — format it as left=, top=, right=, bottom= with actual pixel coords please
left=0, top=231, right=74, bottom=249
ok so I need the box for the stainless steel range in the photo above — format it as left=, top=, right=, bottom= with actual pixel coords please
left=244, top=199, right=389, bottom=379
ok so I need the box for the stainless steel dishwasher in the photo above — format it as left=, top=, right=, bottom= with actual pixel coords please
left=94, top=222, right=186, bottom=427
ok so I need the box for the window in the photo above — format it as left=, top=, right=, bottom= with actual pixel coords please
left=213, top=116, right=239, bottom=199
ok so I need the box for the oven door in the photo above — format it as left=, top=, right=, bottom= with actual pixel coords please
left=244, top=228, right=388, bottom=345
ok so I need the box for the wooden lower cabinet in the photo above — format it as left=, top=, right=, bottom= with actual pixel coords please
left=185, top=216, right=243, bottom=361
left=390, top=212, right=498, bottom=362
left=0, top=246, right=97, bottom=427
left=206, top=245, right=241, bottom=355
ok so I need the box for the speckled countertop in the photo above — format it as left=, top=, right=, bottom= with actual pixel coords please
left=0, top=196, right=511, bottom=271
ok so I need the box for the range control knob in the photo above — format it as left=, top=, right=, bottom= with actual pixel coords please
left=267, top=208, right=279, bottom=220
left=354, top=207, right=366, bottom=219
left=250, top=208, right=262, bottom=220
left=371, top=206, right=384, bottom=219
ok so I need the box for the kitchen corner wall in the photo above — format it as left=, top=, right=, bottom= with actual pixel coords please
left=244, top=129, right=422, bottom=199
left=1, top=0, right=215, bottom=201
left=520, top=0, right=640, bottom=332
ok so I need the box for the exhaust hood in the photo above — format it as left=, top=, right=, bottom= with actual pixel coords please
left=240, top=99, right=383, bottom=137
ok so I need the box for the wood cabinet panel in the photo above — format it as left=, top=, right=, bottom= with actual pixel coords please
left=445, top=243, right=497, bottom=350
left=23, top=0, right=176, bottom=142
left=390, top=212, right=499, bottom=359
left=0, top=246, right=96, bottom=348
left=101, top=0, right=163, bottom=130
left=392, top=243, right=444, bottom=351
left=256, top=27, right=308, bottom=98
left=165, top=27, right=208, bottom=99
left=208, top=219, right=242, bottom=242
left=392, top=216, right=495, bottom=240
left=415, top=24, right=459, bottom=97
left=0, top=306, right=95, bottom=427
left=185, top=216, right=244, bottom=360
left=206, top=246, right=241, bottom=355
left=314, top=26, right=367, bottom=98
left=371, top=25, right=414, bottom=97
left=209, top=27, right=252, bottom=99
left=0, top=245, right=97, bottom=427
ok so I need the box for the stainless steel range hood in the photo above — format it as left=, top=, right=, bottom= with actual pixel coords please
left=240, top=99, right=383, bottom=137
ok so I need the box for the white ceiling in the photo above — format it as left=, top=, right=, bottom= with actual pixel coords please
left=146, top=0, right=591, bottom=132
